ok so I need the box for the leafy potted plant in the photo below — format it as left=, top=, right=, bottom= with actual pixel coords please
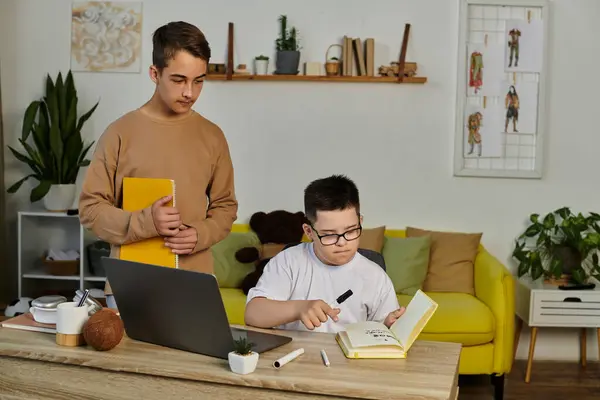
left=512, top=207, right=600, bottom=284
left=6, top=71, right=98, bottom=211
left=274, top=15, right=301, bottom=75
left=228, top=337, right=258, bottom=375
left=254, top=55, right=269, bottom=75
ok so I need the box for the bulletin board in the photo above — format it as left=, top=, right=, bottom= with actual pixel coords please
left=453, top=0, right=550, bottom=179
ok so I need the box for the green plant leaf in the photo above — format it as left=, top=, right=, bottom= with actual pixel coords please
left=56, top=72, right=67, bottom=135
left=555, top=207, right=571, bottom=219
left=543, top=213, right=556, bottom=229
left=17, top=138, right=44, bottom=173
left=529, top=213, right=539, bottom=223
left=76, top=101, right=99, bottom=133
left=531, top=259, right=544, bottom=280
left=30, top=180, right=52, bottom=202
left=7, top=174, right=37, bottom=193
left=517, top=260, right=530, bottom=277
left=7, top=145, right=42, bottom=176
left=524, top=223, right=542, bottom=237
left=22, top=101, right=40, bottom=141
left=572, top=268, right=586, bottom=284
left=550, top=258, right=562, bottom=278
left=64, top=97, right=77, bottom=139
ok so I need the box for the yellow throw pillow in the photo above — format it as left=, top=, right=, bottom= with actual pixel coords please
left=406, top=226, right=482, bottom=295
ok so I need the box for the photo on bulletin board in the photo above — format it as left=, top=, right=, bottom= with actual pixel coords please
left=504, top=19, right=544, bottom=73
left=500, top=80, right=539, bottom=134
left=464, top=103, right=504, bottom=158
left=466, top=43, right=505, bottom=97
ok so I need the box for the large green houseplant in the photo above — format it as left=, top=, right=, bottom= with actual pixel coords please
left=512, top=207, right=600, bottom=284
left=6, top=70, right=98, bottom=210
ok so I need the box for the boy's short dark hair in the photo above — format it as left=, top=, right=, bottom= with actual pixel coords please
left=304, top=175, right=360, bottom=223
left=152, top=21, right=211, bottom=71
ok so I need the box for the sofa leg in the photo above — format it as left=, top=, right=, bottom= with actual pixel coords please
left=490, top=374, right=505, bottom=400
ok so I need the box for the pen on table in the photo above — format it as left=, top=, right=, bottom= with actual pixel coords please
left=273, top=348, right=304, bottom=369
left=328, top=289, right=353, bottom=309
left=77, top=289, right=89, bottom=307
left=320, top=349, right=330, bottom=367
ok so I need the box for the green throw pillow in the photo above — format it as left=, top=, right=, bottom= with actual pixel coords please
left=382, top=236, right=430, bottom=295
left=211, top=232, right=261, bottom=288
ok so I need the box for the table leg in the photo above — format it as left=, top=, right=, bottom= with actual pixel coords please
left=525, top=327, right=537, bottom=383
left=581, top=328, right=587, bottom=367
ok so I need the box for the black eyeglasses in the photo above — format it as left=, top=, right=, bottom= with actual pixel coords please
left=310, top=224, right=363, bottom=246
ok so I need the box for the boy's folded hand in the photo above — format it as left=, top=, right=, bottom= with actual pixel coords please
left=297, top=300, right=340, bottom=330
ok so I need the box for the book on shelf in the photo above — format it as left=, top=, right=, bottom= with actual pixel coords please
left=336, top=289, right=438, bottom=359
left=119, top=177, right=178, bottom=268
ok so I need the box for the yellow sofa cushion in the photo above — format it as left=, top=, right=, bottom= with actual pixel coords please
left=221, top=288, right=247, bottom=325
left=397, top=292, right=494, bottom=346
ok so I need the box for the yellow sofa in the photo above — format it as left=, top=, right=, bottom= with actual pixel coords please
left=216, top=225, right=515, bottom=399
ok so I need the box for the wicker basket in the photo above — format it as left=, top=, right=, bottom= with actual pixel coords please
left=41, top=252, right=80, bottom=276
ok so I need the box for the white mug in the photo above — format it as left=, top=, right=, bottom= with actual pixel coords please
left=55, top=302, right=93, bottom=346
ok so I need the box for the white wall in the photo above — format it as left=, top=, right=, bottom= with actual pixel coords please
left=2, top=0, right=600, bottom=362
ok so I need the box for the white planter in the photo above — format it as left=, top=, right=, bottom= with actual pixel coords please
left=228, top=351, right=259, bottom=374
left=43, top=184, right=77, bottom=212
left=254, top=59, right=269, bottom=75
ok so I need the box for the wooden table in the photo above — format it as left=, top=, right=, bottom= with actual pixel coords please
left=0, top=325, right=461, bottom=399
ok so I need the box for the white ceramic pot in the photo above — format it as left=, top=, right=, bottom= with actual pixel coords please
left=254, top=59, right=269, bottom=75
left=43, top=184, right=76, bottom=212
left=228, top=351, right=259, bottom=374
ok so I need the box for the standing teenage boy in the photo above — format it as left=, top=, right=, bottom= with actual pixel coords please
left=244, top=175, right=404, bottom=333
left=79, top=22, right=238, bottom=307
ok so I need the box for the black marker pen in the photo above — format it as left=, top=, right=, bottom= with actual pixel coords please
left=328, top=289, right=353, bottom=308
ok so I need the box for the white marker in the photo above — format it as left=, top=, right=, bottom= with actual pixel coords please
left=273, top=348, right=304, bottom=369
left=320, top=349, right=330, bottom=367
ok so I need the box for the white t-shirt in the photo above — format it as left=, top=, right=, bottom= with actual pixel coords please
left=246, top=242, right=400, bottom=333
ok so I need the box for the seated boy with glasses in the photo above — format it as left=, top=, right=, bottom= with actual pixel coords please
left=244, top=174, right=405, bottom=333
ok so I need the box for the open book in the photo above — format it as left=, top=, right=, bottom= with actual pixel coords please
left=335, top=289, right=438, bottom=359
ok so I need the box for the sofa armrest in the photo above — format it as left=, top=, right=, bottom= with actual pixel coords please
left=474, top=247, right=515, bottom=375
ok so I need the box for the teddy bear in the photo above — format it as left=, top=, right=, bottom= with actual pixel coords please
left=236, top=210, right=307, bottom=294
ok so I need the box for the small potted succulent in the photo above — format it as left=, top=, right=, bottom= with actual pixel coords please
left=228, top=337, right=258, bottom=375
left=254, top=55, right=269, bottom=75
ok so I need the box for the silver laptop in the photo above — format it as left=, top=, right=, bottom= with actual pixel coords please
left=101, top=257, right=292, bottom=359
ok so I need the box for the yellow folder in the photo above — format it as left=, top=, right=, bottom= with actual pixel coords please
left=119, top=177, right=178, bottom=268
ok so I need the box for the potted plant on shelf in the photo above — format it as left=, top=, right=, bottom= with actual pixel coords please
left=6, top=70, right=98, bottom=211
left=228, top=337, right=258, bottom=375
left=512, top=207, right=600, bottom=284
left=274, top=15, right=301, bottom=75
left=254, top=55, right=269, bottom=75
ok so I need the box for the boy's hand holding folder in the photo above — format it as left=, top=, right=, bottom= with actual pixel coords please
left=151, top=195, right=182, bottom=236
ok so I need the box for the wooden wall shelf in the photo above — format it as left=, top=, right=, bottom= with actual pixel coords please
left=205, top=74, right=427, bottom=84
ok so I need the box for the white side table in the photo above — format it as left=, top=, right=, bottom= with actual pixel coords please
left=514, top=277, right=600, bottom=383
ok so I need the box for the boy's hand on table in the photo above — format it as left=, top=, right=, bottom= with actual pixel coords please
left=164, top=225, right=198, bottom=255
left=383, top=307, right=406, bottom=328
left=296, top=300, right=340, bottom=330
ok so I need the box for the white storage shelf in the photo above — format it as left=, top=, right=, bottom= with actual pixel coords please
left=17, top=211, right=108, bottom=298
